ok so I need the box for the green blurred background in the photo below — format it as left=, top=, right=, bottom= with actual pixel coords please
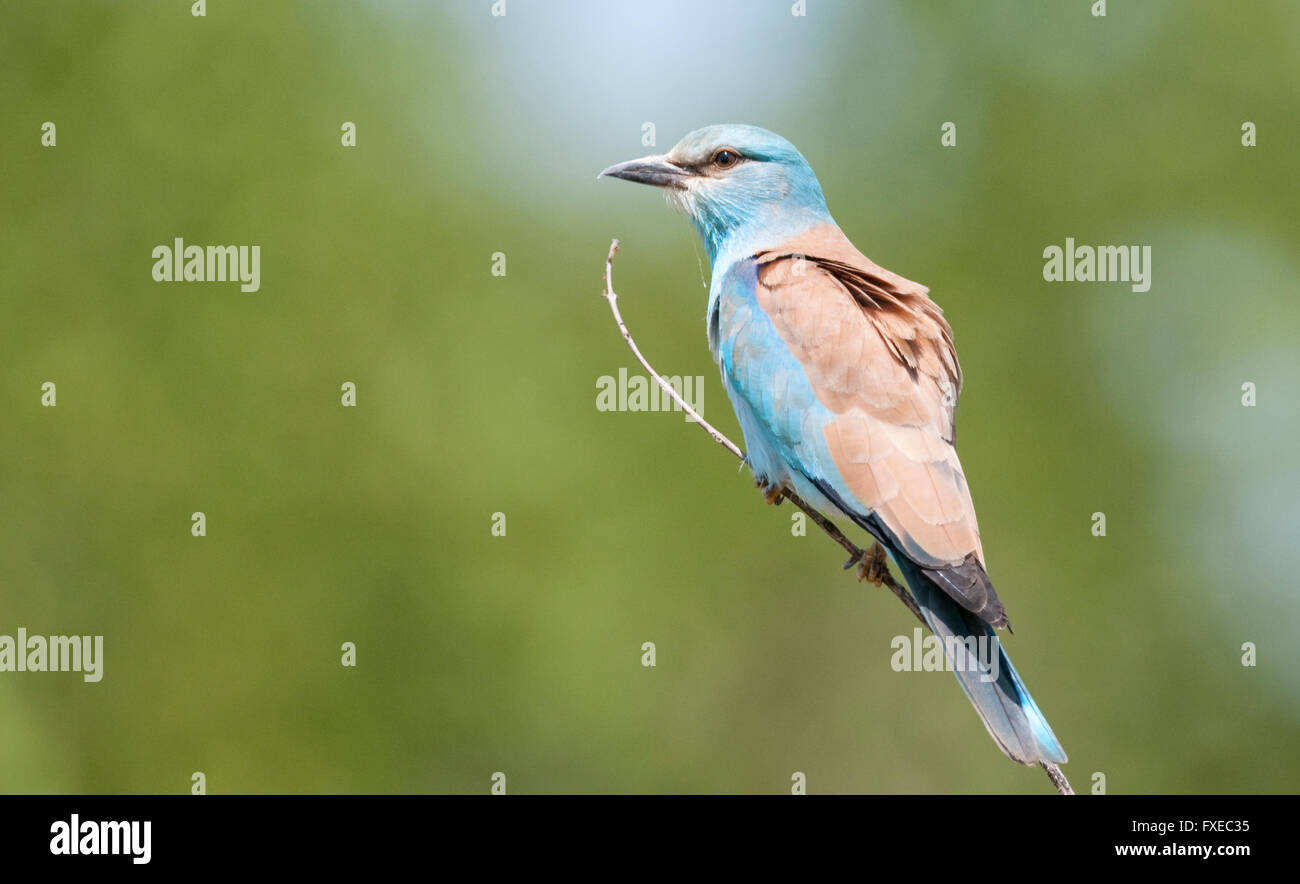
left=2, top=0, right=1297, bottom=794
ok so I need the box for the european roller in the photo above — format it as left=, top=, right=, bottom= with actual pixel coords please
left=600, top=124, right=1067, bottom=769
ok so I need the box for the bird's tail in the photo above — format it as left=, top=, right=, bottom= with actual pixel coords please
left=896, top=559, right=1067, bottom=766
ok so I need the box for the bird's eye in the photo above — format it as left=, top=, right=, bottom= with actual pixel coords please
left=711, top=148, right=741, bottom=169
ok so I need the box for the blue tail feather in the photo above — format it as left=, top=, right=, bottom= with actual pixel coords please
left=896, top=558, right=1067, bottom=766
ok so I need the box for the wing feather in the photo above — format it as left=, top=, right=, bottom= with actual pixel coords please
left=751, top=224, right=987, bottom=575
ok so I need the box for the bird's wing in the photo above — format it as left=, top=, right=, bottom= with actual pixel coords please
left=718, top=223, right=1004, bottom=624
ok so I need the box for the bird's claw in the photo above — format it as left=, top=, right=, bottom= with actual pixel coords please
left=856, top=543, right=890, bottom=586
left=757, top=479, right=786, bottom=506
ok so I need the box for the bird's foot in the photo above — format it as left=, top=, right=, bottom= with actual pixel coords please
left=757, top=478, right=786, bottom=506
left=856, top=543, right=890, bottom=586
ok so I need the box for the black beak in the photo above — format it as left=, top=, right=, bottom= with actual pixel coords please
left=598, top=155, right=691, bottom=190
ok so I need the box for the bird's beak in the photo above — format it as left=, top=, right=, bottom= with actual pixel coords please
left=598, top=154, right=691, bottom=190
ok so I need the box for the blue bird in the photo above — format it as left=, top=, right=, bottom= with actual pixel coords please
left=601, top=125, right=1066, bottom=769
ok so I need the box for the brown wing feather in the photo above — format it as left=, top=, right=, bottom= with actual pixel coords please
left=751, top=223, right=985, bottom=572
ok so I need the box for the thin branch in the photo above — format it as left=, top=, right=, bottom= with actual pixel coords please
left=598, top=238, right=1072, bottom=796
left=600, top=239, right=919, bottom=616
left=1041, top=761, right=1074, bottom=795
left=599, top=240, right=744, bottom=460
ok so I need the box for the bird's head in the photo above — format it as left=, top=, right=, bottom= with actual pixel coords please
left=600, top=124, right=833, bottom=266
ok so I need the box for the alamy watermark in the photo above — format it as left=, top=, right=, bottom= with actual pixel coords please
left=152, top=237, right=260, bottom=292
left=596, top=367, right=703, bottom=421
left=890, top=626, right=1000, bottom=683
left=0, top=628, right=103, bottom=682
left=1042, top=237, right=1151, bottom=292
left=50, top=814, right=149, bottom=864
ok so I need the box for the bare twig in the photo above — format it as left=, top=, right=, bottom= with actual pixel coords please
left=599, top=240, right=744, bottom=459
left=1040, top=761, right=1074, bottom=795
left=598, top=238, right=1072, bottom=796
left=600, top=240, right=920, bottom=617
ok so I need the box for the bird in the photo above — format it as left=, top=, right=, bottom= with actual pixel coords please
left=600, top=124, right=1066, bottom=769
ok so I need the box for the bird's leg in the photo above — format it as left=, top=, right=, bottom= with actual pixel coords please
left=756, top=477, right=786, bottom=506
left=856, top=542, right=890, bottom=587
